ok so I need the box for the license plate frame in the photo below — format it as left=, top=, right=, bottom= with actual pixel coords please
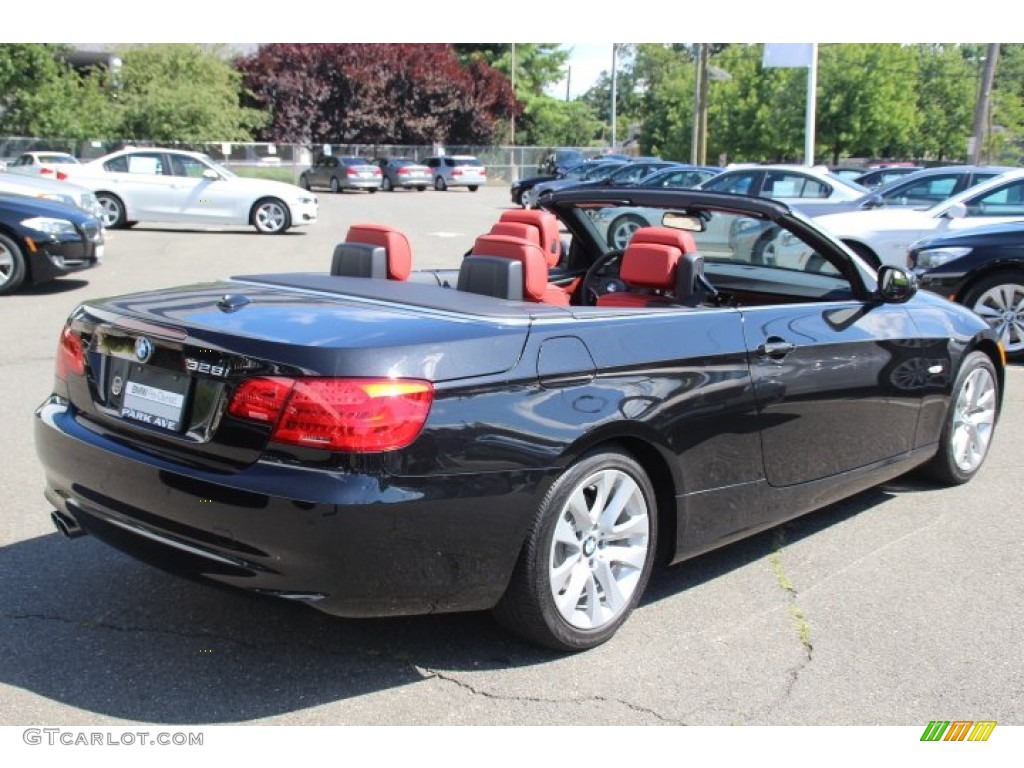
left=119, top=364, right=190, bottom=433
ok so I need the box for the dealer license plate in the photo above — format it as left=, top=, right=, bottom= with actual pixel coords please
left=119, top=365, right=189, bottom=433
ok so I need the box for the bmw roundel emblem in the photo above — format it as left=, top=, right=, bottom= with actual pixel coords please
left=134, top=336, right=154, bottom=363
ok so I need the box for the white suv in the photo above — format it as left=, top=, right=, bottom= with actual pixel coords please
left=423, top=155, right=487, bottom=192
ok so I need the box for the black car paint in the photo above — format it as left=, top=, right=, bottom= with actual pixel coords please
left=0, top=193, right=102, bottom=292
left=910, top=221, right=1024, bottom=300
left=35, top=187, right=1003, bottom=623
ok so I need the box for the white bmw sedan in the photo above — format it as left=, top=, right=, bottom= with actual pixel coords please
left=61, top=148, right=318, bottom=234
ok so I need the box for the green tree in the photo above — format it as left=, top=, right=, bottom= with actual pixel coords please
left=816, top=44, right=921, bottom=164
left=114, top=44, right=266, bottom=142
left=989, top=43, right=1024, bottom=164
left=0, top=44, right=119, bottom=139
left=456, top=43, right=600, bottom=146
left=911, top=45, right=975, bottom=162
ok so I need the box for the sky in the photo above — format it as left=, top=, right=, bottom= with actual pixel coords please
left=548, top=44, right=613, bottom=100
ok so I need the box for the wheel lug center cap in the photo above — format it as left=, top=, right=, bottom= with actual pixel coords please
left=582, top=537, right=597, bottom=557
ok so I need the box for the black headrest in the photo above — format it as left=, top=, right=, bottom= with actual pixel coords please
left=331, top=243, right=388, bottom=278
left=456, top=256, right=524, bottom=301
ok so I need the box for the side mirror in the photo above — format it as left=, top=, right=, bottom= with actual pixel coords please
left=862, top=193, right=885, bottom=209
left=943, top=202, right=967, bottom=219
left=202, top=169, right=219, bottom=180
left=877, top=265, right=917, bottom=304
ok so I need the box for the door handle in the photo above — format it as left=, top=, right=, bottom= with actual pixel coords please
left=758, top=338, right=796, bottom=358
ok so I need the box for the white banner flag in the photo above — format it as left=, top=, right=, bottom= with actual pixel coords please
left=762, top=43, right=815, bottom=68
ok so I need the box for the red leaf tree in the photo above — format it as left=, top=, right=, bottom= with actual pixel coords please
left=237, top=44, right=516, bottom=146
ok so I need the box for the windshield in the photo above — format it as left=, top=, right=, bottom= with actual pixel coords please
left=200, top=155, right=237, bottom=179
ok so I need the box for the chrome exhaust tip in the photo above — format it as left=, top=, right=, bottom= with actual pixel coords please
left=51, top=509, right=86, bottom=539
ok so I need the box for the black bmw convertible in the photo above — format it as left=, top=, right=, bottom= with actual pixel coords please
left=35, top=188, right=1004, bottom=651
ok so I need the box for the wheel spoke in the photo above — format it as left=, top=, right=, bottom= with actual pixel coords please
left=591, top=559, right=626, bottom=615
left=553, top=514, right=580, bottom=549
left=597, top=474, right=639, bottom=532
left=603, top=542, right=648, bottom=570
left=555, top=563, right=590, bottom=618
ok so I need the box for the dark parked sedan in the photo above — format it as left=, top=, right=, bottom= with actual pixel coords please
left=0, top=193, right=103, bottom=295
left=910, top=221, right=1024, bottom=359
left=36, top=187, right=1003, bottom=651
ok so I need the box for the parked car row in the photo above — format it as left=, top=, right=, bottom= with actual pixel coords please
left=299, top=153, right=488, bottom=193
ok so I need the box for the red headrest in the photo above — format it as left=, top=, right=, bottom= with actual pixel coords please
left=628, top=227, right=697, bottom=254
left=490, top=222, right=541, bottom=247
left=619, top=243, right=681, bottom=290
left=345, top=224, right=412, bottom=280
left=471, top=235, right=550, bottom=302
left=498, top=209, right=561, bottom=266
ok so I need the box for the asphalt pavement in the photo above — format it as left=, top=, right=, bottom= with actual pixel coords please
left=1, top=187, right=1021, bottom=729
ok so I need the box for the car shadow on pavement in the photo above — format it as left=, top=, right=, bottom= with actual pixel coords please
left=0, top=483, right=930, bottom=724
left=642, top=483, right=919, bottom=604
left=17, top=279, right=90, bottom=296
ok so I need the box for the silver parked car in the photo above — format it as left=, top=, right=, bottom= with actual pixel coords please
left=423, top=155, right=487, bottom=191
left=374, top=157, right=431, bottom=192
left=300, top=155, right=382, bottom=193
left=0, top=170, right=103, bottom=220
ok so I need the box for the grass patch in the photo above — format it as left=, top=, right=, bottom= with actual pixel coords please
left=230, top=166, right=301, bottom=184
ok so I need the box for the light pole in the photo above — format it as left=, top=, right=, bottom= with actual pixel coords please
left=610, top=44, right=619, bottom=148
left=970, top=43, right=999, bottom=164
left=691, top=44, right=731, bottom=166
left=509, top=43, right=518, bottom=182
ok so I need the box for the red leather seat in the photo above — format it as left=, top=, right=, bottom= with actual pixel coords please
left=597, top=242, right=682, bottom=308
left=489, top=222, right=541, bottom=248
left=469, top=235, right=569, bottom=306
left=498, top=209, right=562, bottom=266
left=628, top=227, right=698, bottom=254
left=335, top=224, right=412, bottom=280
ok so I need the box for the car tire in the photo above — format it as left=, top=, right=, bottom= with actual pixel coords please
left=606, top=214, right=647, bottom=250
left=96, top=192, right=127, bottom=229
left=251, top=198, right=291, bottom=235
left=417, top=187, right=426, bottom=192
left=382, top=177, right=393, bottom=192
left=751, top=229, right=779, bottom=265
left=0, top=233, right=28, bottom=295
left=469, top=185, right=479, bottom=192
left=960, top=271, right=1024, bottom=361
left=435, top=176, right=447, bottom=191
left=920, top=350, right=999, bottom=486
left=300, top=176, right=311, bottom=191
left=493, top=447, right=657, bottom=651
left=330, top=177, right=341, bottom=194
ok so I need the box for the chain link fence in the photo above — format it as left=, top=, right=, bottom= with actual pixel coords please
left=0, top=137, right=619, bottom=184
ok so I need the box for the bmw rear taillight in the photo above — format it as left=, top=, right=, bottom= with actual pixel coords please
left=40, top=167, right=54, bottom=175
left=55, top=325, right=85, bottom=381
left=56, top=170, right=68, bottom=181
left=228, top=377, right=433, bottom=452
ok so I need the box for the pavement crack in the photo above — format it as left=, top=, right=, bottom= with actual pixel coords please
left=415, top=665, right=685, bottom=724
left=769, top=529, right=813, bottom=663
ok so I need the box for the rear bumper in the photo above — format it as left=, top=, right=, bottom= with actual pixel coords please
left=35, top=396, right=543, bottom=617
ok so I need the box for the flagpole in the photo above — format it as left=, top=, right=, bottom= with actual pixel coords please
left=805, top=43, right=818, bottom=165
